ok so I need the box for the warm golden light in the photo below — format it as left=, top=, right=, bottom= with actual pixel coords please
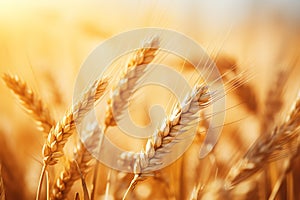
left=0, top=1, right=300, bottom=199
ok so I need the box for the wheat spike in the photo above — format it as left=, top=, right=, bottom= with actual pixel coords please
left=138, top=85, right=210, bottom=173
left=42, top=78, right=108, bottom=166
left=36, top=78, right=108, bottom=200
left=226, top=95, right=300, bottom=187
left=51, top=124, right=101, bottom=199
left=2, top=73, right=55, bottom=134
left=91, top=37, right=159, bottom=200
left=121, top=84, right=211, bottom=199
left=104, top=36, right=159, bottom=129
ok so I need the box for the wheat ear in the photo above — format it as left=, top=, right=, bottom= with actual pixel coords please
left=261, top=69, right=289, bottom=133
left=226, top=95, right=300, bottom=187
left=51, top=124, right=101, bottom=199
left=42, top=78, right=108, bottom=166
left=91, top=37, right=159, bottom=200
left=2, top=73, right=55, bottom=134
left=104, top=36, right=159, bottom=129
left=121, top=84, right=211, bottom=199
left=36, top=78, right=108, bottom=200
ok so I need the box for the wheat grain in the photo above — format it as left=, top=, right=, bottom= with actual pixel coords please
left=226, top=95, right=300, bottom=187
left=2, top=73, right=55, bottom=134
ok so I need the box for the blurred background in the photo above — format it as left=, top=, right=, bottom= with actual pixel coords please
left=0, top=0, right=300, bottom=199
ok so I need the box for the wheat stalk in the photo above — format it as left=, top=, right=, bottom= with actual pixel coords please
left=226, top=95, right=300, bottom=187
left=2, top=73, right=55, bottom=134
left=36, top=78, right=108, bottom=200
left=121, top=84, right=211, bottom=199
left=51, top=124, right=101, bottom=199
left=91, top=37, right=159, bottom=200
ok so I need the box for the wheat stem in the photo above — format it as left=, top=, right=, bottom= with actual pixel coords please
left=36, top=164, right=46, bottom=200
left=268, top=160, right=290, bottom=200
left=104, top=170, right=112, bottom=200
left=122, top=174, right=139, bottom=200
left=46, top=170, right=50, bottom=200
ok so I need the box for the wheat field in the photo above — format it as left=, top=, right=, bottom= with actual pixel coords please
left=0, top=1, right=300, bottom=200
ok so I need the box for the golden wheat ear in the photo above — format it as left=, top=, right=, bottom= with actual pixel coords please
left=36, top=78, right=108, bottom=200
left=42, top=77, right=108, bottom=166
left=121, top=84, right=211, bottom=199
left=104, top=36, right=159, bottom=130
left=90, top=37, right=160, bottom=200
left=226, top=95, right=300, bottom=187
left=2, top=73, right=55, bottom=135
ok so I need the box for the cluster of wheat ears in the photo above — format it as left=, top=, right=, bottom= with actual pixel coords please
left=1, top=36, right=300, bottom=200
